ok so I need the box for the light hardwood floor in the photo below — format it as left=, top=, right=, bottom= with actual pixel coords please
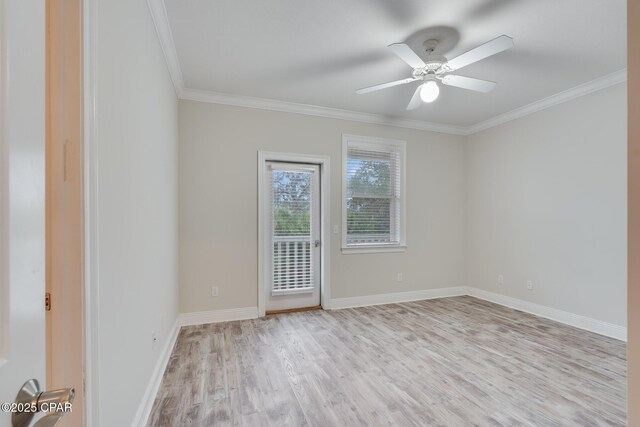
left=147, top=296, right=626, bottom=426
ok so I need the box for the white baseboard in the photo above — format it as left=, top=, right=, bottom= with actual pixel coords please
left=330, top=286, right=627, bottom=341
left=465, top=287, right=627, bottom=342
left=131, top=318, right=181, bottom=427
left=329, top=286, right=468, bottom=309
left=178, top=306, right=259, bottom=326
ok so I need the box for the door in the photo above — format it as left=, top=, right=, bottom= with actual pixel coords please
left=0, top=0, right=47, bottom=425
left=265, top=162, right=321, bottom=312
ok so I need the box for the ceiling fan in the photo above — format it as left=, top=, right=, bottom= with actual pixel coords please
left=356, top=35, right=514, bottom=109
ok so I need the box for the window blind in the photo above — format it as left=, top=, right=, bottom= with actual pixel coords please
left=270, top=165, right=315, bottom=293
left=346, top=143, right=402, bottom=246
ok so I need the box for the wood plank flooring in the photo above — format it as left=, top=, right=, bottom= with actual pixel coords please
left=147, top=296, right=627, bottom=426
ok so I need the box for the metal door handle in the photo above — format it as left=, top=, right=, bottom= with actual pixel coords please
left=313, top=240, right=320, bottom=247
left=12, top=379, right=74, bottom=427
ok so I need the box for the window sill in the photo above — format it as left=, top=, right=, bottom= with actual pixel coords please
left=341, top=245, right=407, bottom=255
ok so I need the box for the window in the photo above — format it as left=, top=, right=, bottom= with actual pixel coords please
left=342, top=135, right=406, bottom=254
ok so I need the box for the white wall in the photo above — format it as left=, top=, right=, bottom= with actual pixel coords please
left=466, top=83, right=627, bottom=327
left=179, top=101, right=467, bottom=313
left=94, top=0, right=179, bottom=425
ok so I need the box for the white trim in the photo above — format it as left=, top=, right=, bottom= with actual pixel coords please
left=146, top=0, right=184, bottom=96
left=330, top=286, right=626, bottom=341
left=83, top=0, right=100, bottom=425
left=178, top=307, right=259, bottom=326
left=0, top=0, right=8, bottom=367
left=271, top=287, right=314, bottom=296
left=341, top=134, right=406, bottom=253
left=330, top=287, right=468, bottom=309
left=178, top=70, right=627, bottom=136
left=181, top=88, right=467, bottom=135
left=465, top=69, right=628, bottom=134
left=258, top=151, right=331, bottom=315
left=465, top=287, right=627, bottom=342
left=341, top=245, right=407, bottom=255
left=131, top=318, right=181, bottom=427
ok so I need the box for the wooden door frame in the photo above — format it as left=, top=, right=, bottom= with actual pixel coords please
left=257, top=151, right=331, bottom=317
left=46, top=0, right=85, bottom=426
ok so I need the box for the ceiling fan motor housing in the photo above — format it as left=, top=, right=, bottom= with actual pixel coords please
left=412, top=55, right=447, bottom=79
left=425, top=56, right=447, bottom=71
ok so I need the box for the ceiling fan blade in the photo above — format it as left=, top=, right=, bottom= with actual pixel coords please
left=356, top=77, right=419, bottom=94
left=387, top=43, right=426, bottom=69
left=406, top=84, right=423, bottom=110
left=445, top=35, right=513, bottom=71
left=441, top=75, right=497, bottom=93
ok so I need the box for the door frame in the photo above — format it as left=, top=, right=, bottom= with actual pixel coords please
left=82, top=0, right=100, bottom=424
left=258, top=151, right=331, bottom=317
left=46, top=0, right=85, bottom=425
left=0, top=0, right=7, bottom=367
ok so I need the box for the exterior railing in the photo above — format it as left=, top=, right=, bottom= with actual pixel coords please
left=272, top=235, right=313, bottom=294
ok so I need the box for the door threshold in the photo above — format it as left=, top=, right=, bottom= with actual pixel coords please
left=266, top=306, right=323, bottom=315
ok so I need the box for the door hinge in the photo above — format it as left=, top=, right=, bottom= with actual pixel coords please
left=45, top=292, right=51, bottom=311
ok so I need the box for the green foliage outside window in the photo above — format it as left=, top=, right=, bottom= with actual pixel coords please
left=347, top=160, right=392, bottom=236
left=273, top=171, right=311, bottom=236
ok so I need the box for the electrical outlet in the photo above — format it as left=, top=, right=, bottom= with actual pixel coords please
left=151, top=331, right=158, bottom=349
left=397, top=273, right=403, bottom=282
left=526, top=280, right=533, bottom=290
left=212, top=286, right=219, bottom=297
left=498, top=274, right=504, bottom=284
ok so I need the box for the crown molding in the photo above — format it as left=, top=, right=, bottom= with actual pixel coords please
left=180, top=87, right=468, bottom=135
left=147, top=0, right=184, bottom=95
left=146, top=1, right=626, bottom=136
left=179, top=70, right=626, bottom=135
left=465, top=68, right=628, bottom=135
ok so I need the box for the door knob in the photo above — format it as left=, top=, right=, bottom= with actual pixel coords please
left=314, top=240, right=321, bottom=247
left=12, top=379, right=74, bottom=427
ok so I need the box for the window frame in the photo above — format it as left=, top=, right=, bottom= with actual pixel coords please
left=341, top=134, right=407, bottom=254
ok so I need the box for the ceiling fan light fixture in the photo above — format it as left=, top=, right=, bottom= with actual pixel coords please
left=420, top=80, right=440, bottom=103
left=356, top=35, right=513, bottom=106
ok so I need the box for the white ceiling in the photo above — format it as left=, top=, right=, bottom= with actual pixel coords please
left=162, top=0, right=626, bottom=128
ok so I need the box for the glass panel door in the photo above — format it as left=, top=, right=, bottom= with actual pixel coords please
left=266, top=162, right=320, bottom=311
